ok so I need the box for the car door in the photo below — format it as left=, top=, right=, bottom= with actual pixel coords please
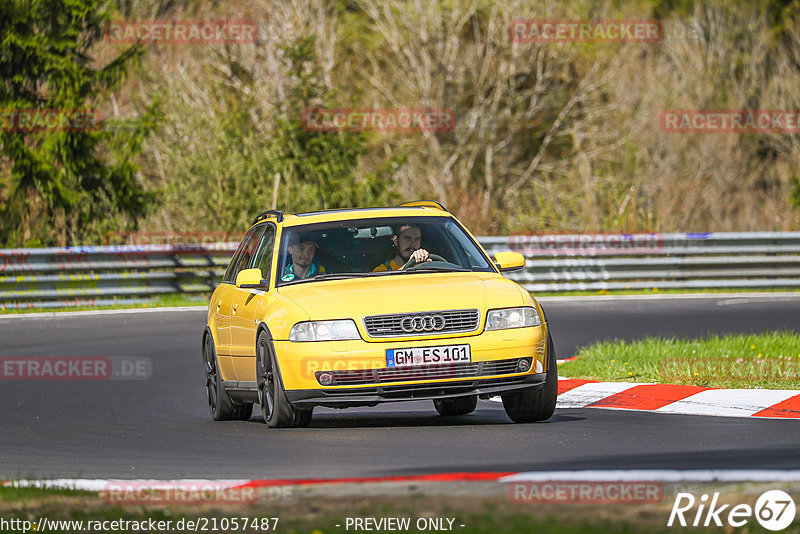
left=212, top=283, right=235, bottom=355
left=230, top=224, right=275, bottom=383
left=215, top=225, right=264, bottom=380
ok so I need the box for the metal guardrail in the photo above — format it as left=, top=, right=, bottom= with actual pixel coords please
left=481, top=232, right=800, bottom=292
left=1, top=232, right=799, bottom=308
left=0, top=243, right=237, bottom=309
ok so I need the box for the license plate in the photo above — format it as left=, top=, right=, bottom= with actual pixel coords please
left=386, top=344, right=471, bottom=368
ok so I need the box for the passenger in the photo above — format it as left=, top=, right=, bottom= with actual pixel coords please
left=373, top=224, right=431, bottom=271
left=281, top=234, right=326, bottom=281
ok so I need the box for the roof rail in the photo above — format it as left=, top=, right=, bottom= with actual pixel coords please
left=397, top=200, right=448, bottom=212
left=252, top=210, right=284, bottom=224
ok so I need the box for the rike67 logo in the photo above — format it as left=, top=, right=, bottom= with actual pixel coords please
left=668, top=490, right=796, bottom=531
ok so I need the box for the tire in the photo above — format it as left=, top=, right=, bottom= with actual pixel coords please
left=204, top=333, right=253, bottom=421
left=256, top=330, right=313, bottom=428
left=433, top=395, right=478, bottom=416
left=501, top=333, right=558, bottom=423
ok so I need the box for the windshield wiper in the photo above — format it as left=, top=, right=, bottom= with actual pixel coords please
left=280, top=272, right=371, bottom=285
left=280, top=268, right=469, bottom=286
left=313, top=273, right=374, bottom=280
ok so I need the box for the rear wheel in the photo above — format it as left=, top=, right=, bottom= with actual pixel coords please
left=204, top=334, right=252, bottom=421
left=433, top=395, right=478, bottom=416
left=257, top=331, right=312, bottom=428
left=501, top=333, right=558, bottom=423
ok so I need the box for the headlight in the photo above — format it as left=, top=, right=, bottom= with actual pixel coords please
left=289, top=320, right=360, bottom=341
left=485, top=307, right=541, bottom=330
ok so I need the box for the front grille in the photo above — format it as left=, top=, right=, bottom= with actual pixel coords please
left=363, top=309, right=480, bottom=337
left=315, top=357, right=532, bottom=386
left=379, top=362, right=480, bottom=382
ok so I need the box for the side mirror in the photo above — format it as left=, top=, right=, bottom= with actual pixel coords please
left=494, top=251, right=525, bottom=272
left=236, top=268, right=267, bottom=289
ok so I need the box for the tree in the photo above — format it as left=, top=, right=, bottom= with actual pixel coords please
left=0, top=0, right=158, bottom=246
left=792, top=176, right=800, bottom=210
left=145, top=22, right=401, bottom=233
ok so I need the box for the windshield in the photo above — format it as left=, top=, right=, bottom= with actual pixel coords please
left=276, top=216, right=494, bottom=285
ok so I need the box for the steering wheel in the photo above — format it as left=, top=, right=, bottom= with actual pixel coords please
left=400, top=253, right=447, bottom=270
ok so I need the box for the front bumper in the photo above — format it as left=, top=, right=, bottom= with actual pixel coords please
left=285, top=371, right=546, bottom=408
left=272, top=323, right=550, bottom=407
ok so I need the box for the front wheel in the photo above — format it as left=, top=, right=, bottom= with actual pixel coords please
left=256, top=331, right=312, bottom=428
left=433, top=395, right=478, bottom=416
left=501, top=333, right=558, bottom=423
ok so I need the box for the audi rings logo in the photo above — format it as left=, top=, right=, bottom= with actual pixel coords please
left=400, top=314, right=446, bottom=333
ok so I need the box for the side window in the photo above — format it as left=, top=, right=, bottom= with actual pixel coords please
left=251, top=225, right=276, bottom=282
left=222, top=225, right=265, bottom=283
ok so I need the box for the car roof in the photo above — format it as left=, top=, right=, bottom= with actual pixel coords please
left=250, top=205, right=454, bottom=229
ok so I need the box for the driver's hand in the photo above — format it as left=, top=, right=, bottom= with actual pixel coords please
left=411, top=249, right=430, bottom=263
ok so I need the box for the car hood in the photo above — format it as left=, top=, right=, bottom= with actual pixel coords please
left=275, top=272, right=528, bottom=320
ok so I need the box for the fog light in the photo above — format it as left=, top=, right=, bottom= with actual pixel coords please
left=317, top=372, right=336, bottom=386
left=516, top=358, right=531, bottom=373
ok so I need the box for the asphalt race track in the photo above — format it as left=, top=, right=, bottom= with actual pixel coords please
left=1, top=294, right=799, bottom=480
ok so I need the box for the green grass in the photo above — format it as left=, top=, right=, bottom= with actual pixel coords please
left=0, top=294, right=209, bottom=315
left=559, top=331, right=800, bottom=389
left=2, top=486, right=777, bottom=534
left=0, top=485, right=94, bottom=500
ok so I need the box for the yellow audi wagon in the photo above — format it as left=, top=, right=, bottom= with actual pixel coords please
left=202, top=201, right=557, bottom=427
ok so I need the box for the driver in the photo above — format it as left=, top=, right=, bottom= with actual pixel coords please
left=373, top=224, right=430, bottom=271
left=281, top=233, right=326, bottom=281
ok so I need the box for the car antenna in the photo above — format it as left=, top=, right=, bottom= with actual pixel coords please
left=315, top=175, right=326, bottom=211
